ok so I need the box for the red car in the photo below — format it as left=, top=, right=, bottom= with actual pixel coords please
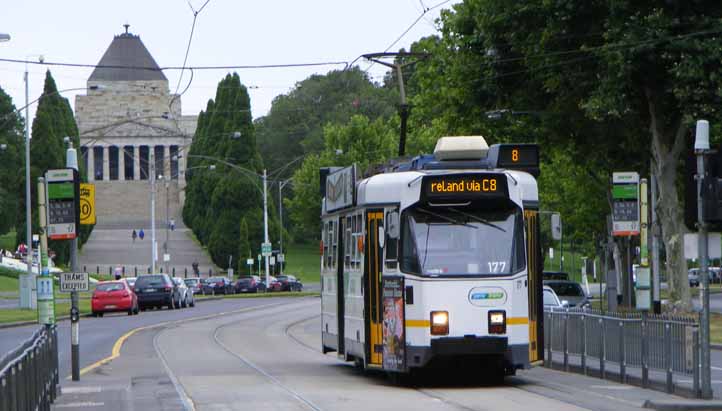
left=91, top=280, right=139, bottom=317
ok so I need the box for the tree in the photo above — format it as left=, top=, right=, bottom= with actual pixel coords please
left=286, top=115, right=397, bottom=240
left=237, top=217, right=250, bottom=274
left=0, top=85, right=23, bottom=236
left=401, top=1, right=722, bottom=308
left=15, top=71, right=89, bottom=265
left=184, top=73, right=280, bottom=269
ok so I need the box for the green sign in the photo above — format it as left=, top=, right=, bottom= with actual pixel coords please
left=261, top=242, right=272, bottom=256
left=36, top=277, right=55, bottom=325
left=612, top=185, right=638, bottom=199
left=47, top=182, right=74, bottom=199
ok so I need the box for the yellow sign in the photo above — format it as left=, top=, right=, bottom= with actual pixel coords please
left=80, top=183, right=96, bottom=225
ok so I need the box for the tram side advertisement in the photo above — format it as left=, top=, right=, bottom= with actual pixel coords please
left=382, top=276, right=406, bottom=372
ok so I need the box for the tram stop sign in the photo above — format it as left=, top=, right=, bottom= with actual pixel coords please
left=45, top=169, right=80, bottom=240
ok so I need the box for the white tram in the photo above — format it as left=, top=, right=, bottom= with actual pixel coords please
left=320, top=136, right=543, bottom=376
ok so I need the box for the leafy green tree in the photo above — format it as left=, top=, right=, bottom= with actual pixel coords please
left=237, top=217, right=250, bottom=274
left=286, top=115, right=397, bottom=240
left=15, top=71, right=89, bottom=265
left=184, top=73, right=280, bottom=269
left=0, top=85, right=23, bottom=237
left=256, top=67, right=397, bottom=175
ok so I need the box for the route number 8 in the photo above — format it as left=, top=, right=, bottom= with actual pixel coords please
left=512, top=149, right=519, bottom=162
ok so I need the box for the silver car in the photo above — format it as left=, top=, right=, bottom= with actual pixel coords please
left=543, top=285, right=569, bottom=309
left=173, top=277, right=195, bottom=308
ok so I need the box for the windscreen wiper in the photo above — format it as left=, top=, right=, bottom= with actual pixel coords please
left=448, top=208, right=506, bottom=232
left=416, top=207, right=477, bottom=229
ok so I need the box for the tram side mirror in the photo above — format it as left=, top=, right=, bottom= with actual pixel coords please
left=387, top=211, right=400, bottom=239
left=378, top=226, right=385, bottom=248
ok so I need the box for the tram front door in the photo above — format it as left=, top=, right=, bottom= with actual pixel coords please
left=365, top=210, right=384, bottom=365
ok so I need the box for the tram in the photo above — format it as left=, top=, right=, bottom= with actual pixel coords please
left=320, top=136, right=543, bottom=377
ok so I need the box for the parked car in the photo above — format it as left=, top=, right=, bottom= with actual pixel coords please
left=184, top=277, right=203, bottom=295
left=91, top=280, right=138, bottom=317
left=173, top=277, right=195, bottom=308
left=266, top=276, right=281, bottom=292
left=135, top=274, right=182, bottom=310
left=276, top=275, right=303, bottom=292
left=234, top=276, right=266, bottom=293
left=543, top=280, right=589, bottom=308
left=203, top=276, right=234, bottom=295
left=543, top=285, right=568, bottom=309
left=543, top=271, right=570, bottom=281
left=689, top=269, right=700, bottom=287
left=126, top=277, right=137, bottom=291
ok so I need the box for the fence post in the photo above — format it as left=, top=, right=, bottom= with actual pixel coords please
left=581, top=314, right=587, bottom=375
left=1, top=374, right=7, bottom=411
left=642, top=313, right=648, bottom=388
left=665, top=323, right=673, bottom=393
left=600, top=318, right=606, bottom=379
left=619, top=321, right=626, bottom=383
left=545, top=312, right=552, bottom=368
left=8, top=365, right=16, bottom=411
left=563, top=310, right=569, bottom=371
left=694, top=328, right=700, bottom=398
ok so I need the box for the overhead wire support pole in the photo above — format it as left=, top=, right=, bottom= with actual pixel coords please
left=362, top=52, right=429, bottom=156
left=695, top=119, right=712, bottom=399
left=263, top=169, right=270, bottom=287
left=151, top=151, right=157, bottom=274
left=23, top=63, right=34, bottom=309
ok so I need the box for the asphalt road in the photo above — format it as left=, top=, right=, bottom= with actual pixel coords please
left=53, top=298, right=693, bottom=411
left=1, top=296, right=303, bottom=379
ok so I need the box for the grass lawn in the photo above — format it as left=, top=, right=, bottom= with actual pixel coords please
left=283, top=243, right=320, bottom=284
left=0, top=231, right=15, bottom=251
left=711, top=313, right=722, bottom=345
left=0, top=275, right=18, bottom=293
left=0, top=299, right=90, bottom=324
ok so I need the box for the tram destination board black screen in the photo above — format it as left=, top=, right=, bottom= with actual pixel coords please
left=422, top=174, right=508, bottom=200
left=496, top=145, right=539, bottom=168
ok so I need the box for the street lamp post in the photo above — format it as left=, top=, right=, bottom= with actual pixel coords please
left=278, top=178, right=292, bottom=275
left=262, top=169, right=270, bottom=287
left=22, top=59, right=34, bottom=309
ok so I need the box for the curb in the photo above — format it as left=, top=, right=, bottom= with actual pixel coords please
left=711, top=344, right=722, bottom=351
left=0, top=295, right=226, bottom=329
left=643, top=400, right=722, bottom=410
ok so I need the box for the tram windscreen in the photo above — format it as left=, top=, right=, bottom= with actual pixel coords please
left=400, top=206, right=526, bottom=277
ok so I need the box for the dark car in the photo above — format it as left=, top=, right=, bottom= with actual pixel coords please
left=277, top=275, right=303, bottom=292
left=134, top=274, right=182, bottom=310
left=544, top=280, right=589, bottom=308
left=543, top=271, right=570, bottom=281
left=203, top=276, right=234, bottom=295
left=235, top=276, right=266, bottom=293
left=689, top=269, right=700, bottom=287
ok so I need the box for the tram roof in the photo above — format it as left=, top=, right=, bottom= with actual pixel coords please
left=356, top=169, right=538, bottom=207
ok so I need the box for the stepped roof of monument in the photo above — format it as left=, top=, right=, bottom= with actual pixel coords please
left=89, top=31, right=167, bottom=82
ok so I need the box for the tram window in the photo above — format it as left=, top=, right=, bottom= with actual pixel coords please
left=322, top=222, right=329, bottom=270
left=385, top=211, right=399, bottom=270
left=400, top=206, right=526, bottom=276
left=326, top=221, right=334, bottom=269
left=345, top=216, right=352, bottom=270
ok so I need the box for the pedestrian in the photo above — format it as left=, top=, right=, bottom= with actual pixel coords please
left=192, top=261, right=199, bottom=276
left=170, top=219, right=175, bottom=231
left=138, top=229, right=145, bottom=240
left=132, top=229, right=137, bottom=242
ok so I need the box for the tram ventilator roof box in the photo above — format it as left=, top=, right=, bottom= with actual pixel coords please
left=433, top=136, right=489, bottom=161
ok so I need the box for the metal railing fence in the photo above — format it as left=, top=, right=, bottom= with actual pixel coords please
left=544, top=308, right=700, bottom=396
left=0, top=325, right=59, bottom=411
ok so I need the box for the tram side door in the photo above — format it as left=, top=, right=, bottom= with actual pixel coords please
left=336, top=217, right=345, bottom=355
left=364, top=209, right=384, bottom=365
left=525, top=209, right=544, bottom=364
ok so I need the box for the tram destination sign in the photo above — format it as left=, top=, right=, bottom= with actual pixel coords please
left=45, top=168, right=80, bottom=240
left=422, top=173, right=508, bottom=200
left=612, top=171, right=640, bottom=237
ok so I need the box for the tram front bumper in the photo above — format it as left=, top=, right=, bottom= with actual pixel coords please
left=406, top=337, right=529, bottom=370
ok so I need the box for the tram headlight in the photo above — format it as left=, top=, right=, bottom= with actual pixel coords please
left=488, top=310, right=506, bottom=334
left=430, top=311, right=449, bottom=335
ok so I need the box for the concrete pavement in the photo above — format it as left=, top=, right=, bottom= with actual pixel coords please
left=53, top=297, right=700, bottom=411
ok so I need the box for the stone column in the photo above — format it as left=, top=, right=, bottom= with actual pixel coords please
left=87, top=146, right=95, bottom=182
left=102, top=146, right=110, bottom=181
left=119, top=145, right=126, bottom=181
left=164, top=145, right=171, bottom=180
left=134, top=146, right=140, bottom=181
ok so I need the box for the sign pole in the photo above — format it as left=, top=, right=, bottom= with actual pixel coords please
left=66, top=144, right=81, bottom=381
left=695, top=120, right=712, bottom=398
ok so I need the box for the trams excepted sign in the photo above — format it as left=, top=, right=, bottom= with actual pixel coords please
left=612, top=172, right=640, bottom=237
left=59, top=272, right=89, bottom=293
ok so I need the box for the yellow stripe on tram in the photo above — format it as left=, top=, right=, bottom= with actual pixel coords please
left=507, top=317, right=529, bottom=325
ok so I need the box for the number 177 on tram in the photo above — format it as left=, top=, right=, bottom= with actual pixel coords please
left=320, top=136, right=544, bottom=378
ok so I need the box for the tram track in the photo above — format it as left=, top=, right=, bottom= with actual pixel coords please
left=282, top=313, right=497, bottom=411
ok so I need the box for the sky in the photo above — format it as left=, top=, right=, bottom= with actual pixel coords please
left=0, top=0, right=460, bottom=128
